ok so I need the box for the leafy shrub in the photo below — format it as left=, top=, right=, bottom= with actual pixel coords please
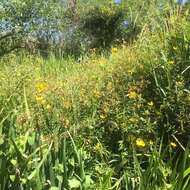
left=80, top=5, right=139, bottom=50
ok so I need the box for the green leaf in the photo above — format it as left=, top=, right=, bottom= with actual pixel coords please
left=183, top=167, right=190, bottom=178
left=27, top=133, right=35, bottom=146
left=21, top=178, right=27, bottom=184
left=68, top=178, right=81, bottom=189
left=11, top=138, right=27, bottom=161
left=10, top=159, right=17, bottom=166
left=85, top=175, right=93, bottom=187
left=56, top=175, right=63, bottom=182
left=10, top=175, right=16, bottom=182
left=27, top=142, right=53, bottom=181
left=68, top=158, right=75, bottom=167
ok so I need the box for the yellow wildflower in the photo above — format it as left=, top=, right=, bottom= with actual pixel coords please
left=148, top=101, right=154, bottom=107
left=35, top=96, right=46, bottom=105
left=176, top=81, right=183, bottom=86
left=170, top=142, right=177, bottom=149
left=35, top=82, right=48, bottom=93
left=136, top=138, right=146, bottom=148
left=111, top=47, right=118, bottom=54
left=127, top=91, right=138, bottom=99
left=94, top=90, right=101, bottom=98
left=100, top=114, right=106, bottom=119
left=95, top=143, right=102, bottom=152
left=168, top=60, right=174, bottom=65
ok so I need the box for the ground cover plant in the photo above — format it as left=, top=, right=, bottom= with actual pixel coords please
left=0, top=0, right=190, bottom=190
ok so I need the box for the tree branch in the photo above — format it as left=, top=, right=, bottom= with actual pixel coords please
left=0, top=45, right=23, bottom=57
left=0, top=29, right=23, bottom=41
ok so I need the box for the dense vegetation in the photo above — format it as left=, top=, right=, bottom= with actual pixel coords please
left=0, top=0, right=190, bottom=189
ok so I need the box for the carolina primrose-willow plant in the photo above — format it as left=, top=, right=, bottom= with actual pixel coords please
left=0, top=1, right=190, bottom=190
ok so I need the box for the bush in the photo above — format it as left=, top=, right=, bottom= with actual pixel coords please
left=80, top=5, right=139, bottom=50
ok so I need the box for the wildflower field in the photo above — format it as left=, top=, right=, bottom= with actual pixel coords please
left=1, top=0, right=190, bottom=189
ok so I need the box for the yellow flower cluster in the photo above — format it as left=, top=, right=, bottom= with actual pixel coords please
left=35, top=82, right=48, bottom=93
left=35, top=96, right=52, bottom=111
left=127, top=91, right=138, bottom=99
left=111, top=47, right=118, bottom=54
left=93, top=90, right=101, bottom=98
left=176, top=81, right=183, bottom=86
left=136, top=138, right=146, bottom=147
left=34, top=81, right=53, bottom=110
left=35, top=95, right=46, bottom=105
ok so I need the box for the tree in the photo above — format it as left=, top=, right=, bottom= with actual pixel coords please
left=0, top=0, right=64, bottom=57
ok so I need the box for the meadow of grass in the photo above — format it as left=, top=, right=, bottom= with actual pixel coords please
left=0, top=2, right=190, bottom=190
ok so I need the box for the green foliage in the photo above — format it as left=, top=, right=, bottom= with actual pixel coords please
left=78, top=1, right=143, bottom=50
left=80, top=5, right=126, bottom=49
left=0, top=0, right=64, bottom=57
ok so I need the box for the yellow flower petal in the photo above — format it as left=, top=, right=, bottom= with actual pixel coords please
left=170, top=142, right=177, bottom=148
left=136, top=138, right=146, bottom=147
left=127, top=91, right=138, bottom=99
left=111, top=47, right=118, bottom=53
left=148, top=101, right=154, bottom=107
